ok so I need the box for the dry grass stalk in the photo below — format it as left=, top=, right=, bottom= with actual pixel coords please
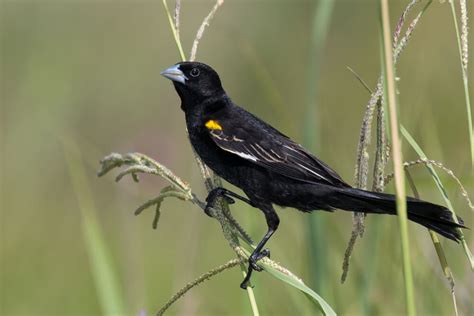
left=189, top=0, right=225, bottom=61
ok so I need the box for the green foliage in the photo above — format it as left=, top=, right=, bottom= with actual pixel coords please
left=64, top=141, right=127, bottom=315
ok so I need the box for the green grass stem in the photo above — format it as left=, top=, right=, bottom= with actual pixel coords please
left=241, top=267, right=260, bottom=316
left=404, top=164, right=458, bottom=315
left=63, top=139, right=126, bottom=316
left=162, top=0, right=186, bottom=61
left=303, top=0, right=335, bottom=296
left=448, top=0, right=473, bottom=167
left=379, top=0, right=415, bottom=315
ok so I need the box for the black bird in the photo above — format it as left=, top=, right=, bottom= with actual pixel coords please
left=160, top=61, right=465, bottom=289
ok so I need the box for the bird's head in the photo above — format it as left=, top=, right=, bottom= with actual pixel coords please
left=161, top=62, right=224, bottom=108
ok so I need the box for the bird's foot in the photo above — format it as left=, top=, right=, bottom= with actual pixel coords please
left=255, top=248, right=270, bottom=260
left=223, top=195, right=235, bottom=205
left=249, top=248, right=270, bottom=272
left=240, top=279, right=251, bottom=289
left=239, top=249, right=271, bottom=289
left=240, top=279, right=253, bottom=289
left=204, top=187, right=235, bottom=217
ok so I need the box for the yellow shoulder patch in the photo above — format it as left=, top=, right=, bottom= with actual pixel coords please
left=205, top=120, right=223, bottom=130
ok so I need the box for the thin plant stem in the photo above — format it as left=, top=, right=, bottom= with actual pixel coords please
left=459, top=0, right=468, bottom=71
left=189, top=0, right=224, bottom=61
left=174, top=0, right=181, bottom=38
left=156, top=258, right=247, bottom=316
left=346, top=66, right=373, bottom=94
left=405, top=170, right=458, bottom=316
left=400, top=127, right=474, bottom=268
left=449, top=0, right=473, bottom=167
left=241, top=267, right=260, bottom=316
left=379, top=0, right=415, bottom=315
left=162, top=0, right=186, bottom=61
left=383, top=158, right=474, bottom=211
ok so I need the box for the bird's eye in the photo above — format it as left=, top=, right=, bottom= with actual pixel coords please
left=190, top=68, right=200, bottom=77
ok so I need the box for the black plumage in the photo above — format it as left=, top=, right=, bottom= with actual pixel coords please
left=161, top=61, right=465, bottom=289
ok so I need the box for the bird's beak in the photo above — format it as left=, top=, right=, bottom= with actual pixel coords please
left=160, top=64, right=188, bottom=84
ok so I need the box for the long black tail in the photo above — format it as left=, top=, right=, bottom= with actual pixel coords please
left=331, top=188, right=465, bottom=242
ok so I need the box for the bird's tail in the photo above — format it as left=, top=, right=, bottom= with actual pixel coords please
left=330, top=188, right=465, bottom=242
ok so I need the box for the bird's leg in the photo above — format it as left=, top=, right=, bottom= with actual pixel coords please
left=204, top=187, right=254, bottom=217
left=240, top=204, right=280, bottom=289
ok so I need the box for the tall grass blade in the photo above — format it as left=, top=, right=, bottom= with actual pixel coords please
left=234, top=246, right=336, bottom=315
left=63, top=139, right=127, bottom=315
left=303, top=0, right=335, bottom=295
left=401, top=126, right=474, bottom=269
left=405, top=168, right=458, bottom=316
left=429, top=231, right=458, bottom=316
left=256, top=257, right=336, bottom=316
left=263, top=265, right=336, bottom=316
left=379, top=0, right=415, bottom=314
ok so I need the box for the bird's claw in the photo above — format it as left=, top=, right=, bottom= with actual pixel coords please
left=256, top=248, right=270, bottom=260
left=239, top=248, right=271, bottom=289
left=205, top=192, right=216, bottom=204
left=249, top=248, right=270, bottom=272
left=204, top=188, right=235, bottom=217
left=204, top=193, right=235, bottom=217
left=203, top=205, right=214, bottom=217
left=223, top=195, right=235, bottom=205
left=250, top=262, right=263, bottom=272
left=240, top=280, right=254, bottom=289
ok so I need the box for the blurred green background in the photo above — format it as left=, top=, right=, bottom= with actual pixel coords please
left=1, top=0, right=473, bottom=315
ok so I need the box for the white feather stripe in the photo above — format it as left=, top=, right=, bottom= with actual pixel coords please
left=220, top=147, right=259, bottom=162
left=294, top=162, right=329, bottom=181
left=254, top=143, right=283, bottom=162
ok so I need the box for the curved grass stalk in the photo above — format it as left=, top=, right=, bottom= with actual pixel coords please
left=156, top=258, right=247, bottom=316
left=189, top=0, right=224, bottom=61
left=384, top=158, right=474, bottom=211
left=401, top=126, right=474, bottom=269
left=404, top=170, right=459, bottom=316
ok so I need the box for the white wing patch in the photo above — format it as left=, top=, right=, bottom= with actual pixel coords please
left=222, top=147, right=259, bottom=162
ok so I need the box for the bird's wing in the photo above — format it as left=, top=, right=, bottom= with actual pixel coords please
left=204, top=112, right=349, bottom=187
